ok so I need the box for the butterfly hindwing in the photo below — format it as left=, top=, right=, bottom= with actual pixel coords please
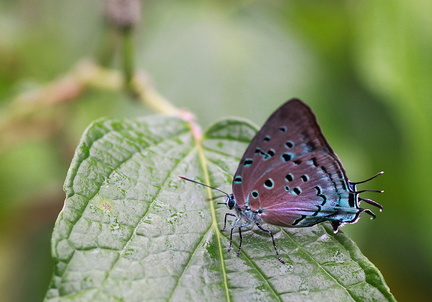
left=247, top=151, right=359, bottom=227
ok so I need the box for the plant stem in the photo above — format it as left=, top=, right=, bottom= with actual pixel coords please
left=122, top=27, right=135, bottom=95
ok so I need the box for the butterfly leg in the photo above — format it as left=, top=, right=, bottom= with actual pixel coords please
left=256, top=224, right=285, bottom=264
left=228, top=218, right=241, bottom=252
left=235, top=222, right=251, bottom=257
left=222, top=213, right=237, bottom=231
left=236, top=225, right=243, bottom=256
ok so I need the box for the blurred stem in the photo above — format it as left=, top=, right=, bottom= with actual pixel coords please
left=5, top=60, right=180, bottom=114
left=131, top=72, right=180, bottom=115
left=0, top=60, right=184, bottom=151
left=102, top=0, right=141, bottom=97
left=95, top=28, right=118, bottom=67
left=122, top=27, right=135, bottom=95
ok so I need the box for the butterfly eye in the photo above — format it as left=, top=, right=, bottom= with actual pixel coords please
left=227, top=195, right=236, bottom=209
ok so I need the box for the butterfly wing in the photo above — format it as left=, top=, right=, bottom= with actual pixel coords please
left=232, top=99, right=358, bottom=227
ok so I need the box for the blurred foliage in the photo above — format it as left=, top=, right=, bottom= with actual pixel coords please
left=0, top=0, right=431, bottom=301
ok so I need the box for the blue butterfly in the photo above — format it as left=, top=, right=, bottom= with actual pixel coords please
left=181, top=98, right=383, bottom=263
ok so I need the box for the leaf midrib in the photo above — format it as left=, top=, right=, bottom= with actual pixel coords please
left=195, top=133, right=232, bottom=302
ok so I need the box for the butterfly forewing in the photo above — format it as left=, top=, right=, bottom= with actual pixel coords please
left=232, top=99, right=350, bottom=214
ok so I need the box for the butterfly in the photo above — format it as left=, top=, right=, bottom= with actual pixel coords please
left=180, top=98, right=383, bottom=263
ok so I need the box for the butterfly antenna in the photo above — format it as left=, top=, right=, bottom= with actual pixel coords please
left=179, top=176, right=230, bottom=197
left=206, top=195, right=228, bottom=201
left=351, top=171, right=384, bottom=184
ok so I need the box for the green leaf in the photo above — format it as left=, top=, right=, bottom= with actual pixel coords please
left=45, top=115, right=395, bottom=302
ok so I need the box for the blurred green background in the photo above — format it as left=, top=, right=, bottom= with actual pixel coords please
left=1, top=0, right=431, bottom=301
